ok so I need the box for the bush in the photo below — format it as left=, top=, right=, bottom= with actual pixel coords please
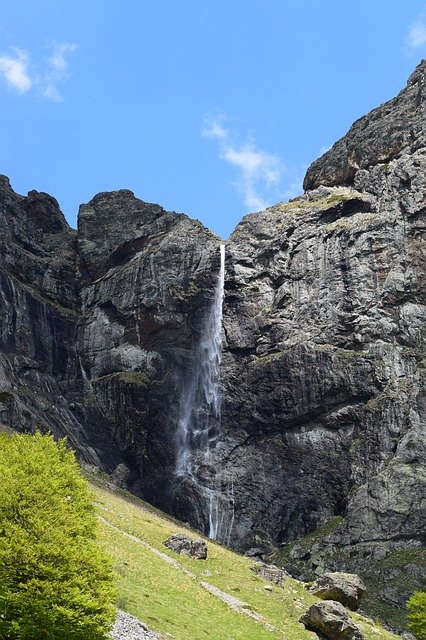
left=407, top=591, right=426, bottom=640
left=0, top=432, right=116, bottom=639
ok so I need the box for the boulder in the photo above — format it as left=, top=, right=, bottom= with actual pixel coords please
left=111, top=463, right=131, bottom=488
left=251, top=562, right=287, bottom=586
left=164, top=533, right=207, bottom=559
left=244, top=547, right=266, bottom=561
left=300, top=601, right=364, bottom=640
left=309, top=572, right=366, bottom=611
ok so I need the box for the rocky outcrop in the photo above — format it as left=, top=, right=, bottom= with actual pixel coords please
left=164, top=534, right=207, bottom=559
left=309, top=573, right=366, bottom=611
left=0, top=180, right=220, bottom=516
left=300, top=601, right=364, bottom=640
left=304, top=60, right=425, bottom=190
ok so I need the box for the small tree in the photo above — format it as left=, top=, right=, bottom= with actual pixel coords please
left=0, top=432, right=116, bottom=640
left=407, top=591, right=426, bottom=640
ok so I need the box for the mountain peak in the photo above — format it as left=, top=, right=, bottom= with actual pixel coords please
left=303, top=60, right=425, bottom=191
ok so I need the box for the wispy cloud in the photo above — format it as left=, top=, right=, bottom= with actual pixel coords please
left=0, top=48, right=32, bottom=93
left=202, top=113, right=292, bottom=211
left=42, top=43, right=77, bottom=102
left=0, top=42, right=76, bottom=102
left=406, top=9, right=426, bottom=49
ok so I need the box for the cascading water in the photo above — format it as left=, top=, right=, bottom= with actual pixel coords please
left=175, top=244, right=234, bottom=542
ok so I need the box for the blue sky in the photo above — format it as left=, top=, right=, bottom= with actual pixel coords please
left=1, top=1, right=425, bottom=238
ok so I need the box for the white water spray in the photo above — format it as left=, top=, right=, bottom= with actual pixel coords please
left=175, top=244, right=233, bottom=541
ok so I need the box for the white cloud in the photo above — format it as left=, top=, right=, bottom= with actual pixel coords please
left=0, top=48, right=32, bottom=93
left=41, top=42, right=77, bottom=102
left=407, top=10, right=426, bottom=49
left=0, top=42, right=76, bottom=102
left=49, top=43, right=77, bottom=72
left=202, top=114, right=285, bottom=211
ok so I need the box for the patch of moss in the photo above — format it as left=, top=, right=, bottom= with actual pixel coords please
left=378, top=163, right=391, bottom=173
left=360, top=549, right=426, bottom=632
left=325, top=193, right=353, bottom=205
left=267, top=516, right=345, bottom=567
left=95, top=371, right=151, bottom=386
left=250, top=349, right=290, bottom=366
left=322, top=212, right=377, bottom=234
left=169, top=277, right=199, bottom=302
left=366, top=392, right=396, bottom=411
left=16, top=385, right=36, bottom=397
left=277, top=192, right=355, bottom=214
left=334, top=348, right=365, bottom=359
left=366, top=379, right=412, bottom=412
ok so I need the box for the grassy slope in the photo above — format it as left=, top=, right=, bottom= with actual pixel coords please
left=88, top=474, right=399, bottom=640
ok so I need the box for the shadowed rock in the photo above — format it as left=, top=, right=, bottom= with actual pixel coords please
left=300, top=600, right=364, bottom=639
left=309, top=572, right=366, bottom=611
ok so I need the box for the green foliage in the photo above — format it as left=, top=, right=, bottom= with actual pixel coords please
left=0, top=432, right=116, bottom=640
left=407, top=591, right=426, bottom=640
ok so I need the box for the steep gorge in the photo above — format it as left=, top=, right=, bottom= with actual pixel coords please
left=0, top=60, right=424, bottom=627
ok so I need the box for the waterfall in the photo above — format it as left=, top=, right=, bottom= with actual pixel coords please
left=175, top=244, right=233, bottom=542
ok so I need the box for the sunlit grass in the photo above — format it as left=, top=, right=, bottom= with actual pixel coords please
left=89, top=474, right=399, bottom=640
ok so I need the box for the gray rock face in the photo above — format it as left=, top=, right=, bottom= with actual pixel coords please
left=216, top=64, right=426, bottom=558
left=300, top=601, right=364, bottom=640
left=76, top=189, right=220, bottom=516
left=0, top=176, right=123, bottom=469
left=164, top=533, right=207, bottom=559
left=309, top=573, right=366, bottom=611
left=0, top=180, right=220, bottom=519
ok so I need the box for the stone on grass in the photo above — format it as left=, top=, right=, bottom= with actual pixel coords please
left=244, top=547, right=265, bottom=561
left=164, top=533, right=207, bottom=559
left=309, top=572, right=366, bottom=611
left=251, top=562, right=287, bottom=586
left=300, top=600, right=364, bottom=640
left=111, top=463, right=131, bottom=488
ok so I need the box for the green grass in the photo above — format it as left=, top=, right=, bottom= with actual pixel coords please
left=87, top=474, right=399, bottom=640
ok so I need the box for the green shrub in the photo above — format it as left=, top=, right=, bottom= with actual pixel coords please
left=407, top=591, right=426, bottom=640
left=0, top=432, right=116, bottom=639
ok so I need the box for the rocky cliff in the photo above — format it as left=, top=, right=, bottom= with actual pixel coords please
left=220, top=61, right=425, bottom=553
left=0, top=179, right=220, bottom=509
left=0, top=60, right=424, bottom=629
